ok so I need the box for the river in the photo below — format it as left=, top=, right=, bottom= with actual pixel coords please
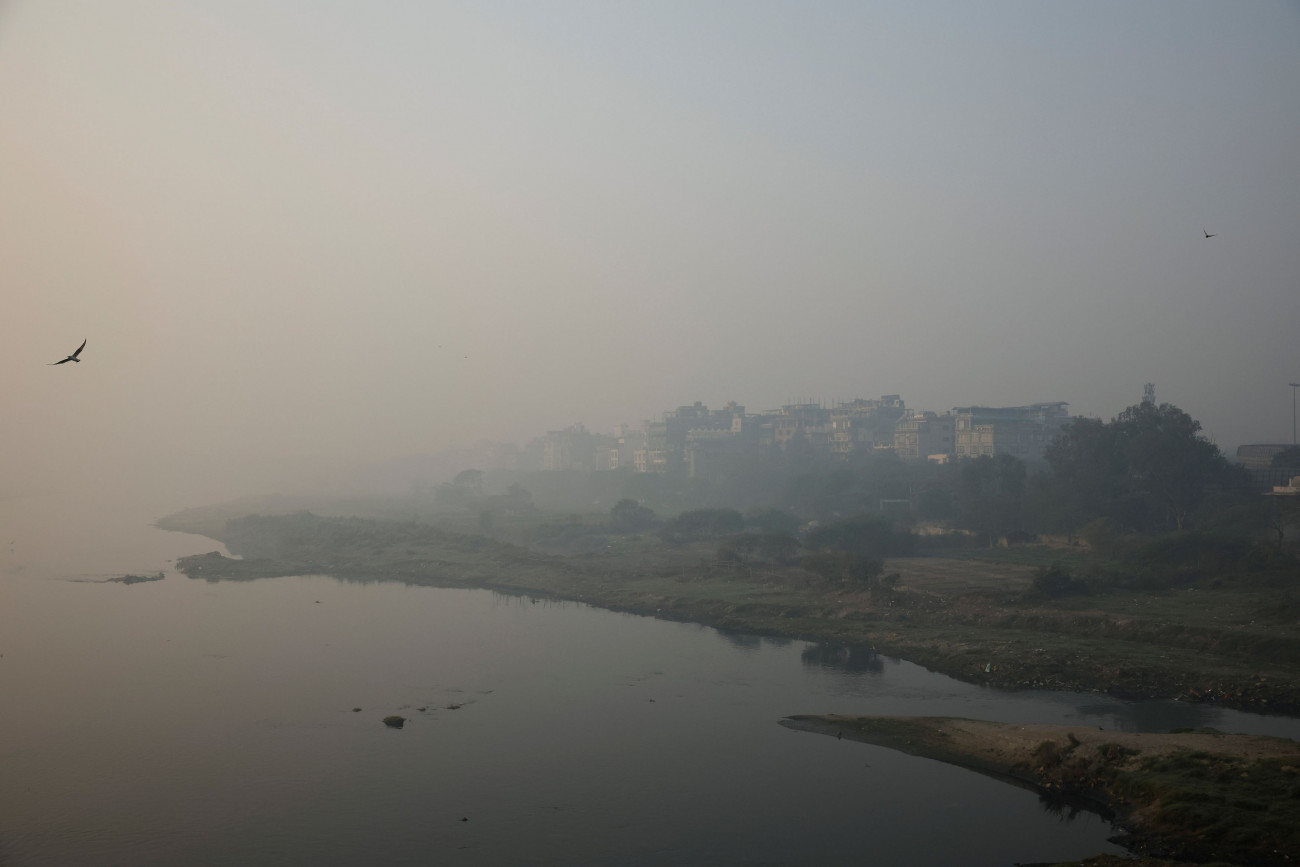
left=2, top=494, right=1297, bottom=866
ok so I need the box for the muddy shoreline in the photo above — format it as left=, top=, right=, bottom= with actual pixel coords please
left=782, top=715, right=1300, bottom=866
left=161, top=509, right=1300, bottom=715
left=175, top=546, right=1300, bottom=715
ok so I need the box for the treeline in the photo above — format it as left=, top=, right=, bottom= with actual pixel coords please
left=447, top=402, right=1279, bottom=536
left=608, top=504, right=913, bottom=588
left=411, top=402, right=1299, bottom=592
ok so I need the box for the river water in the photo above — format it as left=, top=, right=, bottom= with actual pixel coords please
left=2, top=495, right=1297, bottom=866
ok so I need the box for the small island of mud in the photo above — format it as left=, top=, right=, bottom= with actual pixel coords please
left=782, top=714, right=1300, bottom=866
left=106, top=572, right=165, bottom=585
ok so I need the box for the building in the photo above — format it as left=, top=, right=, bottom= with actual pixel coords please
left=1236, top=443, right=1293, bottom=470
left=538, top=424, right=616, bottom=472
left=830, top=396, right=908, bottom=456
left=635, top=401, right=746, bottom=474
left=893, top=412, right=956, bottom=461
left=952, top=402, right=1069, bottom=461
left=626, top=395, right=910, bottom=471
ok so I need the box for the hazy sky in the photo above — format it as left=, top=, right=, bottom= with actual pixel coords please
left=3, top=1, right=1298, bottom=508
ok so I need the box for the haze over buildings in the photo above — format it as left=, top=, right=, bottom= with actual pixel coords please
left=3, top=2, right=1298, bottom=510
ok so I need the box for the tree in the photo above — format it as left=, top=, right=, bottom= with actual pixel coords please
left=803, top=514, right=915, bottom=558
left=609, top=498, right=656, bottom=532
left=1115, top=402, right=1233, bottom=532
left=506, top=483, right=535, bottom=513
left=1042, top=417, right=1130, bottom=531
left=954, top=454, right=1027, bottom=546
left=743, top=507, right=801, bottom=535
left=659, top=508, right=744, bottom=544
left=1043, top=402, right=1237, bottom=534
left=757, top=531, right=801, bottom=564
left=779, top=469, right=860, bottom=520
left=801, top=550, right=884, bottom=585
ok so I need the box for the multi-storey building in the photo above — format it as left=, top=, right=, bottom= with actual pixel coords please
left=1236, top=443, right=1293, bottom=470
left=893, top=411, right=956, bottom=461
left=829, top=396, right=907, bottom=456
left=952, top=402, right=1069, bottom=461
left=539, top=424, right=617, bottom=472
left=635, top=402, right=747, bottom=474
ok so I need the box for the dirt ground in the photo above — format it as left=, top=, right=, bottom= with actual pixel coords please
left=784, top=714, right=1300, bottom=769
left=783, top=715, right=1300, bottom=866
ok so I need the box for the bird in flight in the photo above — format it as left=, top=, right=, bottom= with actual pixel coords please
left=1203, top=228, right=1217, bottom=239
left=49, top=339, right=87, bottom=365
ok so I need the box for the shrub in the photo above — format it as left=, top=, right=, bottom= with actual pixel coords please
left=659, top=508, right=744, bottom=544
left=1031, top=562, right=1089, bottom=598
left=803, top=514, right=915, bottom=559
left=609, top=498, right=656, bottom=532
left=802, top=550, right=883, bottom=584
left=744, top=507, right=801, bottom=535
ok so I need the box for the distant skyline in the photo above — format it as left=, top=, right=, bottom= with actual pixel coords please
left=3, top=1, right=1298, bottom=509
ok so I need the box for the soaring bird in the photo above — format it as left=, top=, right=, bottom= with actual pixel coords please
left=49, top=339, right=87, bottom=365
left=1203, top=228, right=1217, bottom=239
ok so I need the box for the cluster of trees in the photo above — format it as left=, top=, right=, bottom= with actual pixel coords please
left=1036, top=402, right=1241, bottom=534
left=436, top=402, right=1295, bottom=578
left=897, top=402, right=1257, bottom=545
left=604, top=499, right=913, bottom=588
left=433, top=469, right=536, bottom=529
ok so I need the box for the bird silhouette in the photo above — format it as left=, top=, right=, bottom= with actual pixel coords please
left=49, top=339, right=87, bottom=365
left=1203, top=228, right=1216, bottom=239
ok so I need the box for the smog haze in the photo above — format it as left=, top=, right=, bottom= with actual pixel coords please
left=3, top=1, right=1298, bottom=510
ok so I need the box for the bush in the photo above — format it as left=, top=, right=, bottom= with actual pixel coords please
left=1078, top=517, right=1120, bottom=559
left=1031, top=562, right=1089, bottom=598
left=609, top=498, right=656, bottom=532
left=802, top=550, right=884, bottom=584
left=758, top=531, right=801, bottom=565
left=803, top=514, right=915, bottom=559
left=659, top=508, right=744, bottom=544
left=743, top=507, right=801, bottom=535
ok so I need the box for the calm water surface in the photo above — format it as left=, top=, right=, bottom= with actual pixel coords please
left=2, top=495, right=1297, bottom=866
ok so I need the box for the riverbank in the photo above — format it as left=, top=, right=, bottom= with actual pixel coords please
left=781, top=715, right=1300, bottom=866
left=161, top=509, right=1300, bottom=713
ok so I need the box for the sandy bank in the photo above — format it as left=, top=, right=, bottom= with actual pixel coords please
left=782, top=715, right=1300, bottom=865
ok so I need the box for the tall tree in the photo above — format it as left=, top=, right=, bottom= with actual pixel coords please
left=1043, top=402, right=1236, bottom=533
left=954, top=454, right=1027, bottom=546
left=1116, top=402, right=1233, bottom=531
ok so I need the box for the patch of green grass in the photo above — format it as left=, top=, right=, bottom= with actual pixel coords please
left=1116, top=750, right=1300, bottom=861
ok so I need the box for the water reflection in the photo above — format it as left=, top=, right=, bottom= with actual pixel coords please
left=801, top=640, right=885, bottom=674
left=1072, top=700, right=1230, bottom=734
left=716, top=630, right=793, bottom=653
left=1039, top=793, right=1107, bottom=823
left=718, top=631, right=764, bottom=652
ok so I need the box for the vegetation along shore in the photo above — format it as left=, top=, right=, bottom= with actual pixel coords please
left=162, top=503, right=1300, bottom=714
